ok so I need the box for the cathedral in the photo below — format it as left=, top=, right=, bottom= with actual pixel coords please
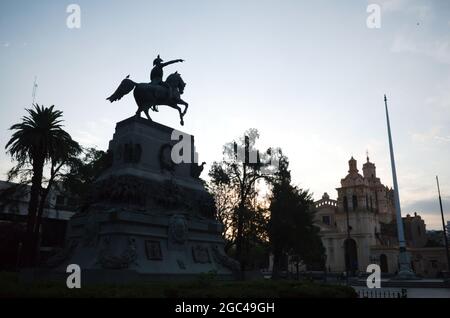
left=314, top=155, right=448, bottom=277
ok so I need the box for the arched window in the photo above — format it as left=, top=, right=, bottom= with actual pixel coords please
left=352, top=195, right=358, bottom=211
left=343, top=196, right=349, bottom=213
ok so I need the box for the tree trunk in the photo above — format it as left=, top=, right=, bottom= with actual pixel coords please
left=224, top=240, right=234, bottom=254
left=35, top=185, right=51, bottom=234
left=235, top=156, right=247, bottom=275
left=235, top=203, right=245, bottom=277
left=22, top=155, right=44, bottom=267
left=32, top=183, right=53, bottom=266
left=271, top=244, right=282, bottom=280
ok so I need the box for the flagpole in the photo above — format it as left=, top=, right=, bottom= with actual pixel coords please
left=384, top=94, right=416, bottom=279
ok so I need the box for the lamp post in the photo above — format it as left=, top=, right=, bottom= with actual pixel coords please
left=384, top=95, right=415, bottom=279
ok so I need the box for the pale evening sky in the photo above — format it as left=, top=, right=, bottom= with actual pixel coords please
left=0, top=0, right=449, bottom=229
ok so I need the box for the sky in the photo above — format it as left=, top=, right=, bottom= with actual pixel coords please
left=0, top=0, right=449, bottom=229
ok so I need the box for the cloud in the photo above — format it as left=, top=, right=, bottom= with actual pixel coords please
left=434, top=135, right=450, bottom=143
left=424, top=78, right=450, bottom=122
left=403, top=196, right=446, bottom=213
left=402, top=195, right=450, bottom=230
left=379, top=1, right=450, bottom=65
left=0, top=157, right=14, bottom=181
left=71, top=118, right=114, bottom=149
left=391, top=33, right=450, bottom=65
left=407, top=5, right=431, bottom=20
left=374, top=0, right=431, bottom=18
left=411, top=126, right=450, bottom=144
left=413, top=213, right=446, bottom=230
left=73, top=130, right=104, bottom=148
left=374, top=0, right=409, bottom=12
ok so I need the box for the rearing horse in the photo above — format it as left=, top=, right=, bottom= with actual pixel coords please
left=107, top=72, right=189, bottom=125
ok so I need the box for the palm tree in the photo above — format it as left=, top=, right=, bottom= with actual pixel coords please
left=5, top=104, right=80, bottom=266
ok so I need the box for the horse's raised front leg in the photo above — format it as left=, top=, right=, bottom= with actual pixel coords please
left=178, top=98, right=189, bottom=116
left=169, top=104, right=184, bottom=126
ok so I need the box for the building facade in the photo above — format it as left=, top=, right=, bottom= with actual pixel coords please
left=0, top=180, right=76, bottom=269
left=314, top=156, right=449, bottom=278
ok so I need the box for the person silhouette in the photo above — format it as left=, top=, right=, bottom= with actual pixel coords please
left=150, top=55, right=184, bottom=111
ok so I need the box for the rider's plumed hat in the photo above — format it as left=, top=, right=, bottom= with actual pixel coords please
left=153, top=54, right=163, bottom=65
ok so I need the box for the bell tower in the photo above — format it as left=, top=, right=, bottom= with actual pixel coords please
left=348, top=156, right=358, bottom=174
left=363, top=153, right=376, bottom=179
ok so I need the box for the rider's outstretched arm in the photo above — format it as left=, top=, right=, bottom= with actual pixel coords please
left=161, top=59, right=184, bottom=67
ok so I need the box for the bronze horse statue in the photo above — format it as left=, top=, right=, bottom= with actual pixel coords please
left=107, top=72, right=188, bottom=125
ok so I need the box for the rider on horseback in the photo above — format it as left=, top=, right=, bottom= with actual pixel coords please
left=150, top=55, right=184, bottom=111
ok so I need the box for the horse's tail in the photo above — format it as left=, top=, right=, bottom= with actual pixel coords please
left=106, top=77, right=136, bottom=102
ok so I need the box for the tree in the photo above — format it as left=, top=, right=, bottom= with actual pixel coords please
left=206, top=166, right=238, bottom=252
left=208, top=129, right=279, bottom=273
left=268, top=155, right=325, bottom=279
left=61, top=147, right=112, bottom=209
left=5, top=104, right=80, bottom=266
left=34, top=135, right=81, bottom=245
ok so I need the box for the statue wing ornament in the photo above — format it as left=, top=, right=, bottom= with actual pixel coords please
left=107, top=76, right=136, bottom=102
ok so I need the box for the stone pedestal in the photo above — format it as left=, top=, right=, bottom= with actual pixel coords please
left=392, top=248, right=417, bottom=280
left=45, top=117, right=238, bottom=282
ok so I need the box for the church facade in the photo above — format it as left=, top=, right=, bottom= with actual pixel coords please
left=314, top=156, right=449, bottom=277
